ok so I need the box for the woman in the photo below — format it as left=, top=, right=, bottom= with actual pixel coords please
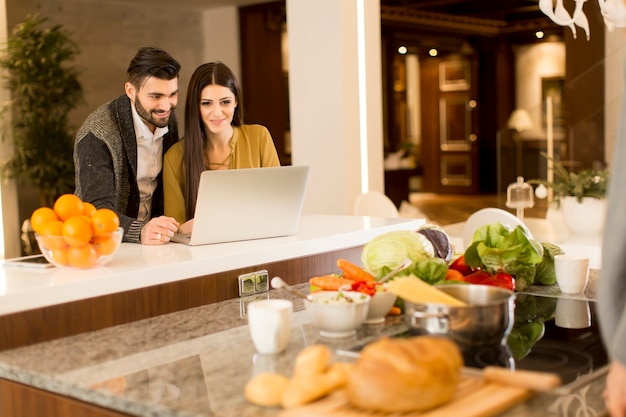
left=163, top=62, right=280, bottom=234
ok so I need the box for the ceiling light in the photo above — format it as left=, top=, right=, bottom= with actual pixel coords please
left=428, top=48, right=438, bottom=57
left=535, top=30, right=545, bottom=39
left=398, top=46, right=407, bottom=54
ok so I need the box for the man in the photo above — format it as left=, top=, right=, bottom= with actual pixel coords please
left=74, top=46, right=180, bottom=244
left=599, top=88, right=626, bottom=417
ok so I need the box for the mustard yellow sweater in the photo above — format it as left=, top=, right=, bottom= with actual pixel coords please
left=162, top=124, right=280, bottom=223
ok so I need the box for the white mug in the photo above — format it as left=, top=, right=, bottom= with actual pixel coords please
left=555, top=298, right=591, bottom=329
left=554, top=254, right=589, bottom=294
left=247, top=299, right=293, bottom=354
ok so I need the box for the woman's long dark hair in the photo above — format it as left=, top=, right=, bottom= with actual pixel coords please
left=183, top=62, right=243, bottom=219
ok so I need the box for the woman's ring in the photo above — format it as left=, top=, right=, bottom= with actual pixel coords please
left=157, top=232, right=162, bottom=241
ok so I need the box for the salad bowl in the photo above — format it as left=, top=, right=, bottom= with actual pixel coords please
left=364, top=290, right=397, bottom=324
left=305, top=290, right=370, bottom=338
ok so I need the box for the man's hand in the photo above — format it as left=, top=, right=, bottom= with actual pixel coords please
left=604, top=360, right=626, bottom=417
left=140, top=216, right=180, bottom=245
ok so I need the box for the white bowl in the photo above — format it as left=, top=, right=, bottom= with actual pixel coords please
left=305, top=291, right=371, bottom=338
left=365, top=291, right=398, bottom=324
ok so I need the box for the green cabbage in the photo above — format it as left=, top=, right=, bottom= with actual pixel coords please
left=361, top=230, right=436, bottom=280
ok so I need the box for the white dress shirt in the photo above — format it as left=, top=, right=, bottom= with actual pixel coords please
left=131, top=105, right=169, bottom=221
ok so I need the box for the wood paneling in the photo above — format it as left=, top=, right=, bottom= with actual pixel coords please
left=564, top=0, right=605, bottom=169
left=239, top=2, right=289, bottom=164
left=0, top=247, right=362, bottom=351
left=0, top=378, right=132, bottom=417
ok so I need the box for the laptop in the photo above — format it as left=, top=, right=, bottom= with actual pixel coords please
left=171, top=165, right=310, bottom=245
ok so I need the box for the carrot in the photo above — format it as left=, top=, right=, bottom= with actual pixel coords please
left=336, top=258, right=376, bottom=282
left=309, top=275, right=355, bottom=291
left=387, top=306, right=402, bottom=316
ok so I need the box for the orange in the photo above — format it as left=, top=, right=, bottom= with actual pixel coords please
left=93, top=234, right=119, bottom=256
left=30, top=207, right=59, bottom=234
left=91, top=208, right=120, bottom=235
left=50, top=247, right=69, bottom=266
left=38, top=220, right=67, bottom=251
left=82, top=202, right=97, bottom=217
left=62, top=216, right=93, bottom=247
left=67, top=244, right=98, bottom=268
left=54, top=194, right=84, bottom=221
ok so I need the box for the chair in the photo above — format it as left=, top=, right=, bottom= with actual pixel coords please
left=353, top=191, right=400, bottom=218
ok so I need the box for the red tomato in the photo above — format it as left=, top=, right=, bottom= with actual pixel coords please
left=462, top=270, right=491, bottom=284
left=449, top=255, right=475, bottom=276
left=480, top=272, right=516, bottom=291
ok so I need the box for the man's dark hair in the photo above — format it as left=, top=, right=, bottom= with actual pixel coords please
left=127, top=46, right=181, bottom=88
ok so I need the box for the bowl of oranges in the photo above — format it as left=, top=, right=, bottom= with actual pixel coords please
left=31, top=194, right=123, bottom=269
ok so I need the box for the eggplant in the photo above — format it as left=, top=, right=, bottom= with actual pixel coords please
left=416, top=225, right=454, bottom=263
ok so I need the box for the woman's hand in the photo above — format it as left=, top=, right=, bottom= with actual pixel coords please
left=140, top=216, right=180, bottom=245
left=604, top=360, right=626, bottom=417
left=177, top=219, right=194, bottom=235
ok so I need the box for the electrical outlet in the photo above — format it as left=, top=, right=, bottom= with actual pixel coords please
left=255, top=270, right=269, bottom=293
left=239, top=292, right=270, bottom=318
left=238, top=269, right=269, bottom=297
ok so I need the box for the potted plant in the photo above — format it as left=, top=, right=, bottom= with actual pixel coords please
left=529, top=153, right=610, bottom=235
left=0, top=14, right=83, bottom=207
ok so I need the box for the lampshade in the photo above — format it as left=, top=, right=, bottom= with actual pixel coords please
left=506, top=109, right=534, bottom=132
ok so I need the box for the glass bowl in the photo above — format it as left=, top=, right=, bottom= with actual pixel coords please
left=35, top=227, right=124, bottom=269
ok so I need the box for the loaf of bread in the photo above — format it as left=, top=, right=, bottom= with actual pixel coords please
left=346, top=335, right=463, bottom=413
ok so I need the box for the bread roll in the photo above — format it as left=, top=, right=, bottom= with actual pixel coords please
left=244, top=372, right=290, bottom=407
left=324, top=362, right=354, bottom=390
left=292, top=344, right=331, bottom=378
left=281, top=373, right=334, bottom=408
left=346, top=336, right=462, bottom=413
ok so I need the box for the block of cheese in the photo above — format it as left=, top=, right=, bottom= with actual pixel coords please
left=387, top=275, right=467, bottom=306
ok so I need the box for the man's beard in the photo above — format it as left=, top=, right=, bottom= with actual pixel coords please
left=135, top=96, right=174, bottom=129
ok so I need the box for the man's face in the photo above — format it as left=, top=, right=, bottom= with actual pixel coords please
left=125, top=76, right=179, bottom=131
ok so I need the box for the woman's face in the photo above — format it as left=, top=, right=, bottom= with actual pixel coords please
left=199, top=84, right=237, bottom=136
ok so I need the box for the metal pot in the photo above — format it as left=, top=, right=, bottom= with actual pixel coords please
left=404, top=284, right=515, bottom=350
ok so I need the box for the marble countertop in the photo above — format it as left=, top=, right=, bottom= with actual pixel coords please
left=0, top=274, right=608, bottom=417
left=0, top=214, right=424, bottom=315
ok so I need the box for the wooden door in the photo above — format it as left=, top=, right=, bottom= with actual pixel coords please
left=421, top=55, right=480, bottom=194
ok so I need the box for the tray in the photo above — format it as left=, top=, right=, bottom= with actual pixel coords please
left=278, top=375, right=534, bottom=417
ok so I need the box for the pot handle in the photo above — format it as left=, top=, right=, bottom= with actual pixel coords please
left=410, top=310, right=450, bottom=333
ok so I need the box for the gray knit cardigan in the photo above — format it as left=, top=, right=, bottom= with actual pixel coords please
left=74, top=94, right=179, bottom=243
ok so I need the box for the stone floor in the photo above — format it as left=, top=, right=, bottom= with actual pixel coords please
left=408, top=192, right=549, bottom=226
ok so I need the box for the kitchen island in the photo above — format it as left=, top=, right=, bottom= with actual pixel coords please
left=0, top=276, right=607, bottom=417
left=0, top=214, right=608, bottom=416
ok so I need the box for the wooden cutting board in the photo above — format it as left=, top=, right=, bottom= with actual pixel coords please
left=278, top=375, right=534, bottom=417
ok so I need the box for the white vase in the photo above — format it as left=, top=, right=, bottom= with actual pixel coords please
left=560, top=196, right=607, bottom=236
